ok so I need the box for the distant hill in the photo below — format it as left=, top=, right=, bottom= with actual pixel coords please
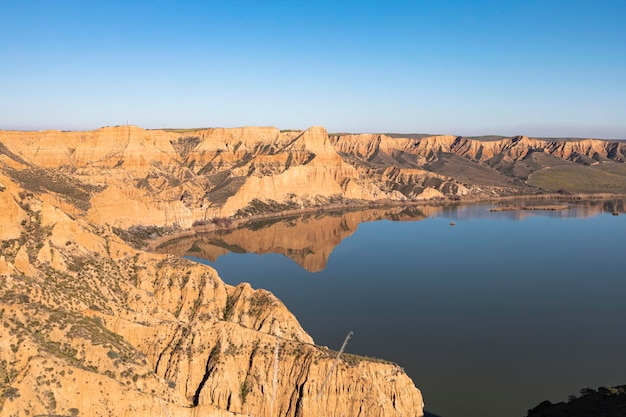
left=2, top=125, right=626, bottom=229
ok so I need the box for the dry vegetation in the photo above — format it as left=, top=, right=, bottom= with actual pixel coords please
left=528, top=163, right=626, bottom=194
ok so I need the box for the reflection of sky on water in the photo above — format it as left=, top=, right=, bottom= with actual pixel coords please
left=435, top=199, right=625, bottom=221
left=189, top=202, right=626, bottom=417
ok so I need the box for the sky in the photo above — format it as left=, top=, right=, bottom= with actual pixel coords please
left=1, top=0, right=625, bottom=138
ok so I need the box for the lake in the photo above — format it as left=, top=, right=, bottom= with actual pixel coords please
left=158, top=199, right=626, bottom=417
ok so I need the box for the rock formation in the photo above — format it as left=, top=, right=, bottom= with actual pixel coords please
left=0, top=172, right=424, bottom=416
left=2, top=126, right=624, bottom=230
left=526, top=385, right=626, bottom=417
left=1, top=124, right=625, bottom=416
left=0, top=127, right=433, bottom=416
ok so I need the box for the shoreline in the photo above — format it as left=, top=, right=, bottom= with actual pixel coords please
left=489, top=204, right=571, bottom=212
left=145, top=192, right=626, bottom=251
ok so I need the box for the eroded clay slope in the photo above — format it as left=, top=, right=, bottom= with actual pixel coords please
left=0, top=172, right=424, bottom=416
left=2, top=126, right=624, bottom=230
left=2, top=124, right=624, bottom=416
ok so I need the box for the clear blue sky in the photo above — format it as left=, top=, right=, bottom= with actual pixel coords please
left=2, top=0, right=625, bottom=138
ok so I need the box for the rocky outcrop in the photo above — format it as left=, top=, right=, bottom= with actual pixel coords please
left=0, top=126, right=401, bottom=228
left=526, top=385, right=626, bottom=417
left=219, top=127, right=392, bottom=216
left=0, top=174, right=27, bottom=240
left=332, top=134, right=626, bottom=165
left=0, top=126, right=178, bottom=171
left=0, top=173, right=424, bottom=416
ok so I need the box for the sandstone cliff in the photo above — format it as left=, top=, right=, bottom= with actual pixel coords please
left=2, top=126, right=625, bottom=230
left=0, top=163, right=424, bottom=416
left=2, top=124, right=625, bottom=416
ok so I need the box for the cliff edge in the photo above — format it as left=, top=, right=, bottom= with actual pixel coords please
left=0, top=128, right=425, bottom=416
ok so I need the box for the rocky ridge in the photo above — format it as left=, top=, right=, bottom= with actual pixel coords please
left=2, top=126, right=624, bottom=230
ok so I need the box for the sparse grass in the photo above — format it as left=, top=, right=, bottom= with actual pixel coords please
left=239, top=377, right=251, bottom=403
left=193, top=217, right=236, bottom=228
left=223, top=294, right=236, bottom=320
left=528, top=164, right=626, bottom=193
left=112, top=225, right=178, bottom=249
left=248, top=292, right=275, bottom=318
left=159, top=128, right=206, bottom=133
left=5, top=166, right=103, bottom=211
left=340, top=352, right=395, bottom=366
left=1, top=386, right=20, bottom=400
left=234, top=198, right=301, bottom=217
left=465, top=135, right=509, bottom=141
left=203, top=176, right=248, bottom=205
left=170, top=136, right=201, bottom=158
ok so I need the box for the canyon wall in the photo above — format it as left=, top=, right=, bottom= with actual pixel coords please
left=2, top=127, right=625, bottom=229
left=1, top=125, right=625, bottom=415
left=0, top=171, right=424, bottom=416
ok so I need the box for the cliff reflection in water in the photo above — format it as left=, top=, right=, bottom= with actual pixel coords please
left=156, top=205, right=442, bottom=272
left=156, top=198, right=626, bottom=417
left=156, top=199, right=624, bottom=272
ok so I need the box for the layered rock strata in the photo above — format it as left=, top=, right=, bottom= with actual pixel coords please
left=2, top=126, right=624, bottom=229
left=0, top=173, right=424, bottom=416
left=1, top=124, right=625, bottom=416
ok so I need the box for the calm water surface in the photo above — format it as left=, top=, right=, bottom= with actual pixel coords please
left=181, top=201, right=626, bottom=417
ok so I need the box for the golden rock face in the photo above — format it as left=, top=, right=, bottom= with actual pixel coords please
left=1, top=124, right=624, bottom=416
left=2, top=126, right=625, bottom=228
left=0, top=127, right=426, bottom=416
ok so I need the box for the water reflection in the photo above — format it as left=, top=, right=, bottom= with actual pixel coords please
left=156, top=205, right=442, bottom=272
left=157, top=199, right=624, bottom=272
left=157, top=199, right=626, bottom=417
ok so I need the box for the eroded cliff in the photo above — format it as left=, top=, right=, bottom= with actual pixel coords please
left=0, top=173, right=424, bottom=416
left=1, top=124, right=625, bottom=416
left=2, top=126, right=625, bottom=230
